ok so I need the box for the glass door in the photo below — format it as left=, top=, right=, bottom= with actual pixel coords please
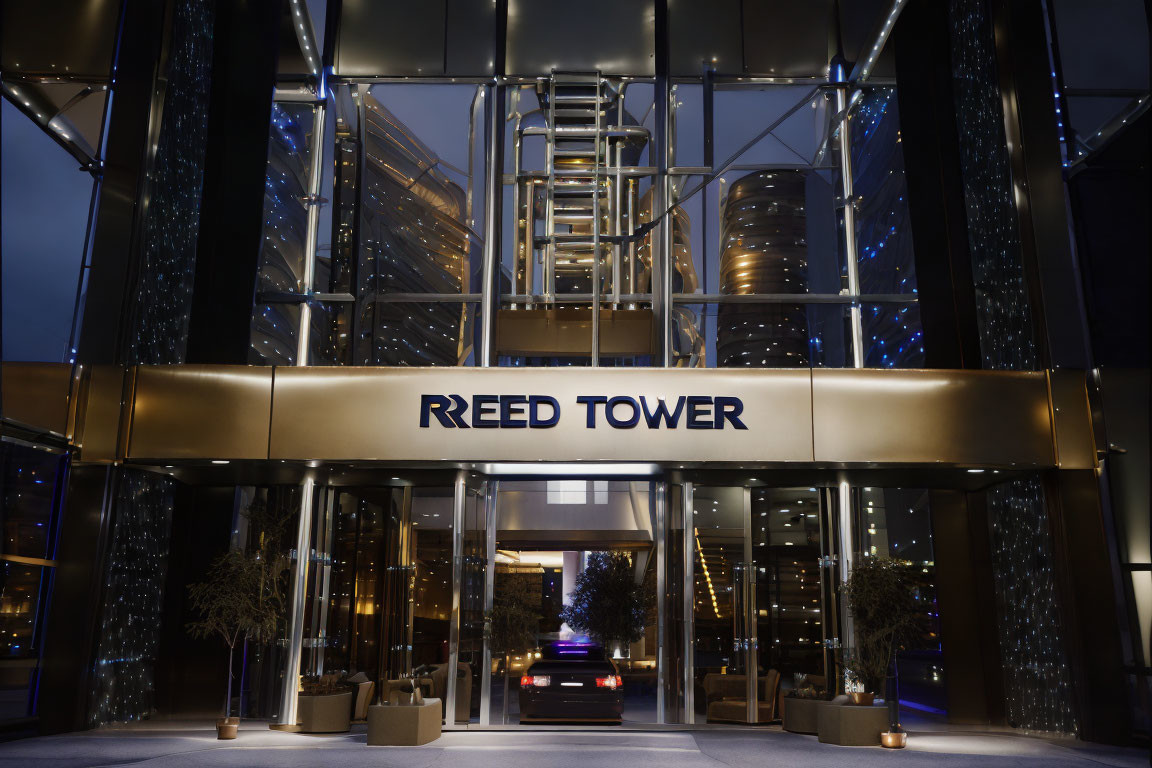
left=688, top=484, right=831, bottom=724
left=690, top=486, right=754, bottom=723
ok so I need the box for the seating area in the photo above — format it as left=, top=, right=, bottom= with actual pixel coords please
left=782, top=694, right=889, bottom=746
left=702, top=670, right=782, bottom=724
left=293, top=663, right=469, bottom=741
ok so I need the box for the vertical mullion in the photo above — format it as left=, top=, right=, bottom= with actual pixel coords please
left=835, top=86, right=864, bottom=368
left=744, top=486, right=757, bottom=723
left=682, top=481, right=695, bottom=724
left=445, top=472, right=466, bottom=726
left=277, top=477, right=315, bottom=729
left=655, top=481, right=667, bottom=723
left=479, top=480, right=498, bottom=725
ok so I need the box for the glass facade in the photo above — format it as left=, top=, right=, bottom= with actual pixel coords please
left=0, top=443, right=66, bottom=721
left=264, top=478, right=943, bottom=728
left=248, top=75, right=927, bottom=369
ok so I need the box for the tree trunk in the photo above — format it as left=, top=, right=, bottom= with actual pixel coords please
left=502, top=653, right=511, bottom=725
left=224, top=644, right=235, bottom=719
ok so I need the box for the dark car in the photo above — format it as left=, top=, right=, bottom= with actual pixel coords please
left=518, top=642, right=623, bottom=723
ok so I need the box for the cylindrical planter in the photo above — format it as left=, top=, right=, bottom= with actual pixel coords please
left=881, top=731, right=908, bottom=748
left=216, top=717, right=239, bottom=740
left=847, top=692, right=875, bottom=706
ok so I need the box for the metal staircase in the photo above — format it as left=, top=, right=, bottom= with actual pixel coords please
left=542, top=71, right=607, bottom=302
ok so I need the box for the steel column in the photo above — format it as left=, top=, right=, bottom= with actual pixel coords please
left=295, top=100, right=327, bottom=366
left=655, top=481, right=667, bottom=723
left=480, top=83, right=504, bottom=367
left=276, top=476, right=315, bottom=728
left=682, top=482, right=695, bottom=723
left=835, top=87, right=865, bottom=368
left=445, top=472, right=467, bottom=724
left=479, top=480, right=498, bottom=725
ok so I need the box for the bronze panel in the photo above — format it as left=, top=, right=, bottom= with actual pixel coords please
left=811, top=369, right=1055, bottom=467
left=270, top=367, right=813, bottom=462
left=0, top=362, right=74, bottom=436
left=495, top=308, right=656, bottom=357
left=75, top=365, right=131, bottom=462
left=1047, top=370, right=1097, bottom=470
left=127, top=366, right=272, bottom=460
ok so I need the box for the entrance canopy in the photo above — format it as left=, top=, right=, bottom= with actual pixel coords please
left=2, top=363, right=1096, bottom=472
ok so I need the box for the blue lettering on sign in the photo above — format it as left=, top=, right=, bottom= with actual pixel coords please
left=420, top=394, right=747, bottom=430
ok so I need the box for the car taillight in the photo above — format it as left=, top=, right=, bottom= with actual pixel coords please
left=595, top=675, right=622, bottom=689
left=520, top=675, right=550, bottom=687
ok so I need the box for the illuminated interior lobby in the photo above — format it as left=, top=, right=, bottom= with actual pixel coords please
left=0, top=0, right=1148, bottom=754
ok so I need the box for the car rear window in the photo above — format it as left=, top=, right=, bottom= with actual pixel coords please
left=542, top=643, right=607, bottom=661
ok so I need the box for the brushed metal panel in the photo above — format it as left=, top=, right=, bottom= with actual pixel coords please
left=495, top=308, right=655, bottom=357
left=75, top=365, right=130, bottom=462
left=812, top=369, right=1055, bottom=467
left=741, top=0, right=834, bottom=78
left=0, top=363, right=73, bottom=436
left=506, top=0, right=655, bottom=77
left=669, top=0, right=742, bottom=76
left=1048, top=369, right=1097, bottom=470
left=335, top=0, right=447, bottom=76
left=127, top=366, right=273, bottom=460
left=270, top=367, right=813, bottom=462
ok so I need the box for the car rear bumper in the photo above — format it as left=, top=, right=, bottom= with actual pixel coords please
left=519, top=690, right=623, bottom=722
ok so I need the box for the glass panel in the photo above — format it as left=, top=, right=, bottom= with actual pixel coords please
left=255, top=103, right=317, bottom=295
left=850, top=88, right=919, bottom=296
left=0, top=562, right=47, bottom=718
left=861, top=302, right=925, bottom=368
left=360, top=84, right=483, bottom=298
left=248, top=302, right=300, bottom=365
left=458, top=481, right=487, bottom=723
left=857, top=487, right=946, bottom=716
left=357, top=301, right=478, bottom=366
left=309, top=300, right=353, bottom=365
left=0, top=443, right=62, bottom=561
left=674, top=303, right=852, bottom=368
left=691, top=486, right=748, bottom=722
left=490, top=480, right=658, bottom=724
left=751, top=487, right=823, bottom=715
left=1, top=99, right=92, bottom=363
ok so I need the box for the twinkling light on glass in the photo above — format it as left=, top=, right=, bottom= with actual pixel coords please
left=986, top=478, right=1078, bottom=735
left=91, top=0, right=212, bottom=725
left=248, top=102, right=316, bottom=366
left=124, top=0, right=214, bottom=366
left=949, top=0, right=1038, bottom=372
left=88, top=471, right=175, bottom=725
left=849, top=87, right=924, bottom=368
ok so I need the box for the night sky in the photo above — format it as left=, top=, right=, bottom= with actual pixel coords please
left=2, top=99, right=92, bottom=362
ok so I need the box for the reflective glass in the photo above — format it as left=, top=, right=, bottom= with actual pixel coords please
left=856, top=487, right=945, bottom=715
left=0, top=443, right=60, bottom=560
left=249, top=302, right=300, bottom=365
left=861, top=302, right=925, bottom=368
left=255, top=103, right=317, bottom=294
left=357, top=301, right=478, bottom=366
left=674, top=302, right=852, bottom=368
left=751, top=487, right=823, bottom=683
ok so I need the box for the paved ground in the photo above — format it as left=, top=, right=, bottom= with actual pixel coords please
left=0, top=721, right=1145, bottom=768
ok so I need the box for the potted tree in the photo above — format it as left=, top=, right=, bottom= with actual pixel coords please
left=559, top=552, right=648, bottom=657
left=842, top=557, right=920, bottom=747
left=187, top=506, right=287, bottom=739
left=488, top=572, right=540, bottom=724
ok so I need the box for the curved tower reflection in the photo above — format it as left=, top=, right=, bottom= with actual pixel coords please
left=359, top=93, right=476, bottom=365
left=717, top=170, right=809, bottom=367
